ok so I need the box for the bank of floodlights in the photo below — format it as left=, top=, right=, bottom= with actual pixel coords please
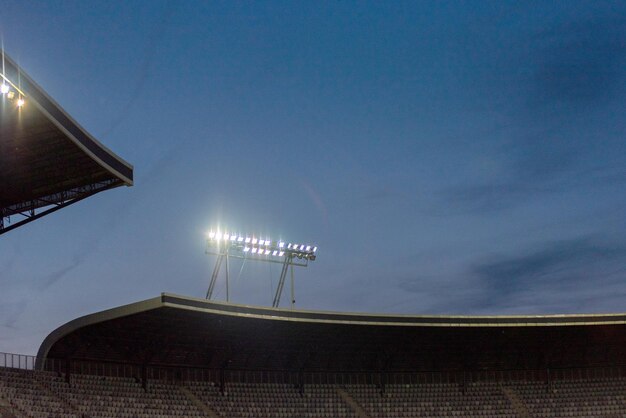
left=206, top=230, right=317, bottom=261
left=205, top=228, right=318, bottom=308
left=1, top=50, right=26, bottom=108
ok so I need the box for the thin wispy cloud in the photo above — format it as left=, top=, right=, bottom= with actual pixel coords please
left=469, top=236, right=626, bottom=312
left=435, top=17, right=626, bottom=214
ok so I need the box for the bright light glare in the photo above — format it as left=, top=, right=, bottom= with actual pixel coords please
left=306, top=246, right=311, bottom=251
left=272, top=250, right=278, bottom=256
left=279, top=242, right=284, bottom=248
left=252, top=238, right=258, bottom=244
left=223, top=234, right=230, bottom=240
left=251, top=248, right=258, bottom=254
left=208, top=231, right=216, bottom=239
left=313, top=247, right=317, bottom=252
left=243, top=247, right=250, bottom=252
left=16, top=98, right=25, bottom=107
left=279, top=251, right=285, bottom=256
left=0, top=84, right=9, bottom=94
left=237, top=237, right=244, bottom=242
left=230, top=235, right=236, bottom=241
left=245, top=237, right=251, bottom=243
left=215, top=233, right=222, bottom=240
left=265, top=249, right=271, bottom=255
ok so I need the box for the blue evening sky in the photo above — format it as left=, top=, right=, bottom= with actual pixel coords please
left=1, top=1, right=625, bottom=354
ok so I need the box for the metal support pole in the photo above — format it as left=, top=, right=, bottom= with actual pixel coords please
left=273, top=256, right=292, bottom=308
left=65, top=359, right=71, bottom=385
left=206, top=254, right=224, bottom=299
left=225, top=253, right=230, bottom=302
left=290, top=262, right=295, bottom=309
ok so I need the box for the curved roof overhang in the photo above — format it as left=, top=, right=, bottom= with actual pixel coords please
left=38, top=293, right=626, bottom=373
left=0, top=53, right=133, bottom=234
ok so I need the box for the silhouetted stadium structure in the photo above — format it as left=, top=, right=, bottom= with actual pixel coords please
left=3, top=55, right=626, bottom=418
left=1, top=295, right=626, bottom=416
left=0, top=53, right=133, bottom=235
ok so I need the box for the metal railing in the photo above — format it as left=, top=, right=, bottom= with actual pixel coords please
left=0, top=351, right=624, bottom=385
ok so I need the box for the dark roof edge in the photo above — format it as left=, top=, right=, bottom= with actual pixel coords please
left=4, top=54, right=133, bottom=185
left=36, top=296, right=163, bottom=361
left=36, top=293, right=626, bottom=367
left=160, top=293, right=626, bottom=327
left=37, top=293, right=626, bottom=364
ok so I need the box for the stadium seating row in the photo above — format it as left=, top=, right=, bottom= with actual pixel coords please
left=1, top=366, right=626, bottom=417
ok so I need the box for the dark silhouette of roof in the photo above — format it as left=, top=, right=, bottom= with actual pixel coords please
left=38, top=293, right=626, bottom=373
left=0, top=53, right=132, bottom=235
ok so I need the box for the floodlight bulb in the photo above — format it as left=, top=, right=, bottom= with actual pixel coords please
left=7, top=91, right=15, bottom=99
left=313, top=247, right=317, bottom=252
left=272, top=250, right=278, bottom=256
left=300, top=245, right=305, bottom=250
left=279, top=251, right=285, bottom=257
left=306, top=246, right=311, bottom=251
left=245, top=237, right=251, bottom=243
left=251, top=248, right=258, bottom=254
left=237, top=236, right=244, bottom=242
left=230, top=235, right=236, bottom=241
left=0, top=84, right=9, bottom=94
left=208, top=231, right=216, bottom=239
left=17, top=98, right=25, bottom=107
left=252, top=238, right=258, bottom=244
left=243, top=247, right=250, bottom=252
left=223, top=234, right=230, bottom=240
left=288, top=243, right=292, bottom=249
left=279, top=242, right=284, bottom=248
left=215, top=233, right=222, bottom=240
left=265, top=249, right=271, bottom=255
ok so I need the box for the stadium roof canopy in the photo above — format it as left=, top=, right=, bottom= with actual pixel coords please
left=0, top=53, right=133, bottom=235
left=39, top=294, right=626, bottom=373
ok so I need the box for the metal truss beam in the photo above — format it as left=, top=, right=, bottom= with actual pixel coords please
left=1, top=180, right=119, bottom=236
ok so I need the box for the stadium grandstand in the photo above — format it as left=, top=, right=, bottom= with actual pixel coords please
left=3, top=52, right=626, bottom=418
left=1, top=294, right=626, bottom=417
left=0, top=53, right=133, bottom=235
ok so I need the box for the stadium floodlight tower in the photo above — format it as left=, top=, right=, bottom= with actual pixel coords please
left=205, top=228, right=317, bottom=308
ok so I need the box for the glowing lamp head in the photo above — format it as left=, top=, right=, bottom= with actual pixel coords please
left=17, top=98, right=24, bottom=107
left=0, top=84, right=9, bottom=94
left=208, top=231, right=216, bottom=239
